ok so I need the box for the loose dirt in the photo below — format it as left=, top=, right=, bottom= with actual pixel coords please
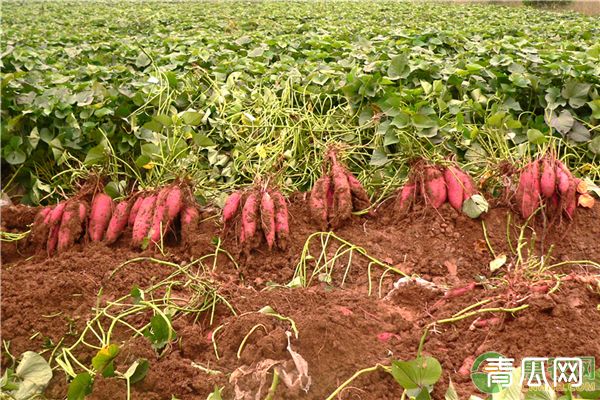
left=2, top=198, right=599, bottom=399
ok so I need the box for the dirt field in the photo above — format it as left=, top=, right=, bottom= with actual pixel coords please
left=2, top=198, right=599, bottom=399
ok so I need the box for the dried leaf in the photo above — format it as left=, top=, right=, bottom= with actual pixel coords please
left=578, top=193, right=595, bottom=208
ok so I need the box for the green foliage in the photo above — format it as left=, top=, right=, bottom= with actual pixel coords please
left=391, top=356, right=442, bottom=399
left=2, top=1, right=599, bottom=203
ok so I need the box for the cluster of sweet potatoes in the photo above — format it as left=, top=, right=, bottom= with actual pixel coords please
left=223, top=186, right=289, bottom=253
left=309, top=150, right=371, bottom=230
left=516, top=155, right=592, bottom=220
left=29, top=182, right=200, bottom=255
left=395, top=161, right=476, bottom=213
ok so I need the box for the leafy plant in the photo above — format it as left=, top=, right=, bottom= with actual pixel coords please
left=0, top=351, right=52, bottom=400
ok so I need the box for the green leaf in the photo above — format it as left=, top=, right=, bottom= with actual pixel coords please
left=369, top=148, right=388, bottom=166
left=548, top=110, right=574, bottom=135
left=207, top=386, right=224, bottom=400
left=578, top=367, right=600, bottom=399
left=5, top=149, right=26, bottom=165
left=567, top=122, right=591, bottom=143
left=384, top=129, right=399, bottom=146
left=462, top=194, right=489, bottom=219
left=391, top=357, right=442, bottom=390
left=67, top=372, right=93, bottom=400
left=84, top=142, right=109, bottom=165
left=588, top=136, right=600, bottom=155
left=124, top=359, right=150, bottom=384
left=135, top=52, right=151, bottom=68
left=387, top=54, right=409, bottom=80
left=182, top=111, right=203, bottom=126
left=587, top=99, right=600, bottom=119
left=561, top=81, right=591, bottom=108
left=92, top=344, right=119, bottom=375
left=412, top=114, right=437, bottom=129
left=527, top=129, right=546, bottom=145
left=391, top=112, right=410, bottom=128
left=144, top=314, right=173, bottom=350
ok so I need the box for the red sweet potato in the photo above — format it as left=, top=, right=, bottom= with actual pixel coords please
left=46, top=202, right=67, bottom=255
left=165, top=185, right=183, bottom=220
left=105, top=201, right=131, bottom=244
left=540, top=157, right=556, bottom=199
left=555, top=161, right=571, bottom=196
left=472, top=317, right=501, bottom=329
left=240, top=192, right=259, bottom=247
left=132, top=195, right=156, bottom=247
left=271, top=191, right=289, bottom=250
left=57, top=201, right=84, bottom=253
left=516, top=161, right=541, bottom=219
left=79, top=202, right=88, bottom=222
left=180, top=204, right=200, bottom=245
left=445, top=282, right=476, bottom=298
left=424, top=166, right=447, bottom=209
left=330, top=164, right=352, bottom=228
left=260, top=191, right=276, bottom=250
left=47, top=225, right=59, bottom=256
left=310, top=175, right=330, bottom=231
left=563, top=179, right=577, bottom=220
left=346, top=171, right=370, bottom=211
left=457, top=169, right=476, bottom=200
left=89, top=193, right=113, bottom=242
left=444, top=167, right=464, bottom=211
left=223, top=191, right=242, bottom=226
left=128, top=196, right=144, bottom=227
left=395, top=183, right=416, bottom=213
left=149, top=187, right=171, bottom=243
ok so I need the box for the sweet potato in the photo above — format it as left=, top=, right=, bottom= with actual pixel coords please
left=128, top=196, right=144, bottom=227
left=540, top=157, right=556, bottom=199
left=165, top=185, right=183, bottom=220
left=444, top=167, right=464, bottom=211
left=47, top=225, right=59, bottom=256
left=563, top=179, right=577, bottom=220
left=149, top=187, right=171, bottom=243
left=472, top=317, right=501, bottom=329
left=457, top=169, right=476, bottom=200
left=346, top=172, right=370, bottom=211
left=555, top=161, right=571, bottom=196
left=272, top=191, right=289, bottom=251
left=444, top=282, right=476, bottom=298
left=79, top=202, right=88, bottom=222
left=260, top=191, right=276, bottom=250
left=132, top=195, right=156, bottom=247
left=516, top=161, right=541, bottom=219
left=395, top=183, right=416, bottom=213
left=240, top=192, right=259, bottom=248
left=46, top=202, right=67, bottom=255
left=223, top=191, right=242, bottom=226
left=330, top=164, right=352, bottom=228
left=424, top=166, right=447, bottom=209
left=57, top=201, right=84, bottom=253
left=105, top=201, right=131, bottom=244
left=310, top=175, right=330, bottom=231
left=89, top=193, right=113, bottom=242
left=180, top=204, right=200, bottom=245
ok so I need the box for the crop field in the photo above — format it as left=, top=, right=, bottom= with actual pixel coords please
left=1, top=1, right=600, bottom=399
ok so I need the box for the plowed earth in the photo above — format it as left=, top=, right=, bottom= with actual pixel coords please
left=1, top=197, right=599, bottom=399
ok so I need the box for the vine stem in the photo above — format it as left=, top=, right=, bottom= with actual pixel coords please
left=324, top=364, right=390, bottom=400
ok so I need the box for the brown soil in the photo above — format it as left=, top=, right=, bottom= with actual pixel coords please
left=1, top=198, right=599, bottom=399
